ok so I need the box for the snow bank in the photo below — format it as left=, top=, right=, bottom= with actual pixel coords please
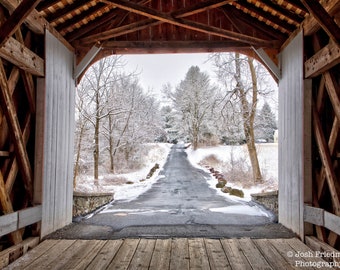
left=186, top=143, right=278, bottom=201
left=75, top=143, right=172, bottom=201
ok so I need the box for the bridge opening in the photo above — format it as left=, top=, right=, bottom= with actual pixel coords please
left=72, top=52, right=283, bottom=238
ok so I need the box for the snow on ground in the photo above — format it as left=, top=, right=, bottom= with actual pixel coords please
left=75, top=143, right=278, bottom=203
left=186, top=143, right=278, bottom=201
left=75, top=143, right=172, bottom=202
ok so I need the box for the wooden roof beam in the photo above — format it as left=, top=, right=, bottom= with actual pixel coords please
left=172, top=0, right=235, bottom=18
left=102, top=40, right=250, bottom=50
left=222, top=6, right=287, bottom=42
left=283, top=0, right=308, bottom=14
left=78, top=18, right=158, bottom=45
left=66, top=9, right=119, bottom=42
left=80, top=0, right=234, bottom=44
left=36, top=0, right=60, bottom=11
left=102, top=0, right=278, bottom=47
left=56, top=3, right=107, bottom=33
left=301, top=0, right=340, bottom=44
left=0, top=0, right=42, bottom=47
left=47, top=0, right=95, bottom=23
left=258, top=0, right=304, bottom=25
left=233, top=1, right=296, bottom=33
left=66, top=1, right=153, bottom=43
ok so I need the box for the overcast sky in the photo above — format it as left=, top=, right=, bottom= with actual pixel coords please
left=121, top=53, right=278, bottom=114
left=123, top=53, right=216, bottom=93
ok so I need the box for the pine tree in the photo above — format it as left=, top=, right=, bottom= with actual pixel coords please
left=256, top=102, right=277, bottom=142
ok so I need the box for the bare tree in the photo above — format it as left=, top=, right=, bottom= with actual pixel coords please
left=101, top=75, right=162, bottom=173
left=212, top=52, right=274, bottom=183
left=79, top=56, right=123, bottom=180
left=73, top=81, right=91, bottom=188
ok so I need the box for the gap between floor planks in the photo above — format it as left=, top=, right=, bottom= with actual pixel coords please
left=5, top=237, right=328, bottom=269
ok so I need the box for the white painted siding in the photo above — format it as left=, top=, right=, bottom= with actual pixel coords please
left=278, top=31, right=306, bottom=238
left=39, top=31, right=75, bottom=237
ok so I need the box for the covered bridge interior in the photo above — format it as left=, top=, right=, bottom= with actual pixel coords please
left=0, top=0, right=339, bottom=261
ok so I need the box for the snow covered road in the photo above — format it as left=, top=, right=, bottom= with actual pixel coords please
left=81, top=144, right=274, bottom=232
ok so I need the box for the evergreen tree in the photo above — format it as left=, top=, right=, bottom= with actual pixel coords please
left=255, top=102, right=277, bottom=142
left=170, top=66, right=218, bottom=150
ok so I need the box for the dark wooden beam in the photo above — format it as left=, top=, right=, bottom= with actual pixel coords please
left=1, top=0, right=44, bottom=34
left=303, top=0, right=340, bottom=36
left=312, top=105, right=340, bottom=216
left=222, top=6, right=287, bottom=42
left=36, top=0, right=60, bottom=11
left=14, top=30, right=36, bottom=113
left=66, top=9, right=119, bottom=42
left=68, top=0, right=232, bottom=43
left=0, top=0, right=42, bottom=47
left=99, top=0, right=278, bottom=47
left=6, top=114, right=32, bottom=194
left=283, top=0, right=309, bottom=14
left=0, top=58, right=33, bottom=203
left=172, top=0, right=235, bottom=18
left=78, top=18, right=158, bottom=45
left=102, top=40, right=250, bottom=50
left=301, top=0, right=340, bottom=44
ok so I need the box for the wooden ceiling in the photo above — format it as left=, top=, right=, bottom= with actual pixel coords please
left=32, top=0, right=309, bottom=59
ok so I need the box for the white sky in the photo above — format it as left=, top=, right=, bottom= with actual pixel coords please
left=121, top=53, right=278, bottom=115
left=122, top=53, right=216, bottom=93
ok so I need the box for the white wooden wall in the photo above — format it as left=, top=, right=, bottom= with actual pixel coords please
left=36, top=31, right=75, bottom=237
left=278, top=31, right=311, bottom=238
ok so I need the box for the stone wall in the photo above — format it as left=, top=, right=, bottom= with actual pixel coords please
left=73, top=192, right=114, bottom=217
left=251, top=190, right=278, bottom=216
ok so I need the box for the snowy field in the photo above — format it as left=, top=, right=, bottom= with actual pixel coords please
left=186, top=143, right=278, bottom=200
left=75, top=143, right=278, bottom=202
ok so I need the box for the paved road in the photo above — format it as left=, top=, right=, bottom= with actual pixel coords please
left=49, top=144, right=294, bottom=239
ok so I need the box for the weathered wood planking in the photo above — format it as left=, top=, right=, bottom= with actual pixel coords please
left=278, top=31, right=307, bottom=238
left=39, top=31, right=75, bottom=237
left=5, top=238, right=332, bottom=269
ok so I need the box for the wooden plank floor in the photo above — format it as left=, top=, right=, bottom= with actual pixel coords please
left=5, top=238, right=330, bottom=269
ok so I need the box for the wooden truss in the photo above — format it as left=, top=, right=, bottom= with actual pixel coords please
left=0, top=0, right=43, bottom=252
left=302, top=0, right=340, bottom=249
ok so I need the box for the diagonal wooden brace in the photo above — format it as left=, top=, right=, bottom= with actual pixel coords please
left=0, top=58, right=33, bottom=202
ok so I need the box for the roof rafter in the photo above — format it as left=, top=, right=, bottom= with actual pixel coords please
left=171, top=0, right=235, bottom=18
left=97, top=0, right=278, bottom=47
left=36, top=0, right=61, bottom=11
left=257, top=0, right=304, bottom=24
left=56, top=3, right=108, bottom=34
left=66, top=0, right=150, bottom=42
left=232, top=0, right=296, bottom=33
left=47, top=0, right=95, bottom=23
left=222, top=6, right=287, bottom=42
left=78, top=0, right=234, bottom=44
